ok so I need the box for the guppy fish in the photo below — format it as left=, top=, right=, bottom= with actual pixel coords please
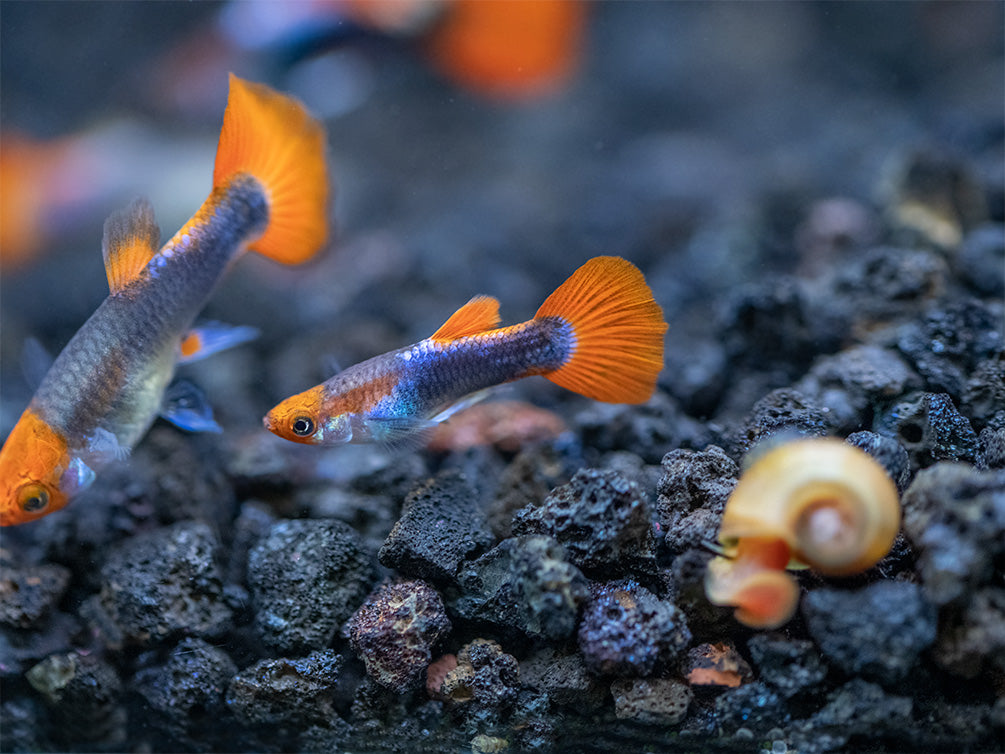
left=0, top=74, right=330, bottom=526
left=264, top=256, right=667, bottom=446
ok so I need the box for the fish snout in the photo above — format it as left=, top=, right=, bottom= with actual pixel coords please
left=262, top=413, right=275, bottom=431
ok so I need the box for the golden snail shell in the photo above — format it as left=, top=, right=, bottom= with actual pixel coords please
left=717, top=437, right=900, bottom=575
left=705, top=437, right=901, bottom=628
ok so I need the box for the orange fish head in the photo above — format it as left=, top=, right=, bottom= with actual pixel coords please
left=0, top=409, right=87, bottom=526
left=263, top=386, right=338, bottom=445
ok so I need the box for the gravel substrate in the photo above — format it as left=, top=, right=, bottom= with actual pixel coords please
left=1, top=3, right=1002, bottom=753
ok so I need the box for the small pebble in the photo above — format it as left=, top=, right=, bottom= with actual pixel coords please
left=611, top=677, right=693, bottom=725
left=346, top=579, right=452, bottom=693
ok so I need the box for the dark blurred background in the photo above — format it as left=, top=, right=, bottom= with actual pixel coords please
left=2, top=0, right=1002, bottom=432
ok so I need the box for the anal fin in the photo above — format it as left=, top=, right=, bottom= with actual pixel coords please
left=102, top=197, right=161, bottom=293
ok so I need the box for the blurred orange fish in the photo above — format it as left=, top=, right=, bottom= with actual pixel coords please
left=216, top=0, right=584, bottom=100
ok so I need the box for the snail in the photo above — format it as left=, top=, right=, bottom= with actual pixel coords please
left=705, top=437, right=901, bottom=628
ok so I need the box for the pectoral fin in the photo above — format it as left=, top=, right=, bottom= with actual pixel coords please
left=365, top=416, right=438, bottom=451
left=428, top=389, right=492, bottom=424
left=59, top=456, right=97, bottom=496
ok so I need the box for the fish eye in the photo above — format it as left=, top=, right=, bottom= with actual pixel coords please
left=18, top=484, right=50, bottom=513
left=291, top=416, right=316, bottom=437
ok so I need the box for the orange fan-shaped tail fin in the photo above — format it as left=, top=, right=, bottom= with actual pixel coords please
left=213, top=74, right=330, bottom=264
left=535, top=256, right=666, bottom=404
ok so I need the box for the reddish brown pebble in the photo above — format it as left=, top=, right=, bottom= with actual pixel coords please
left=685, top=642, right=753, bottom=690
left=427, top=653, right=458, bottom=700
left=427, top=400, right=567, bottom=453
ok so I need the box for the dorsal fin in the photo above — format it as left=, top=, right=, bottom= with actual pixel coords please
left=102, top=197, right=160, bottom=293
left=430, top=295, right=501, bottom=341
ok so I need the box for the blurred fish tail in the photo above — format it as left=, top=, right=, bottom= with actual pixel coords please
left=424, top=0, right=584, bottom=99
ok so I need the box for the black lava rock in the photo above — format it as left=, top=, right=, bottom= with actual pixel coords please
left=96, top=521, right=232, bottom=645
left=510, top=688, right=556, bottom=750
left=875, top=391, right=978, bottom=471
left=132, top=637, right=238, bottom=748
left=0, top=611, right=81, bottom=680
left=519, top=648, right=606, bottom=709
left=577, top=580, right=691, bottom=677
left=248, top=518, right=374, bottom=654
left=794, top=678, right=913, bottom=752
left=223, top=500, right=277, bottom=587
left=379, top=470, right=494, bottom=584
left=801, top=581, right=937, bottom=684
left=576, top=392, right=710, bottom=464
left=26, top=651, right=124, bottom=745
left=512, top=468, right=656, bottom=577
left=732, top=388, right=834, bottom=457
left=134, top=427, right=238, bottom=528
left=957, top=224, right=1005, bottom=297
left=720, top=277, right=846, bottom=375
left=0, top=698, right=49, bottom=752
left=896, top=299, right=1004, bottom=399
left=962, top=354, right=1005, bottom=431
left=0, top=564, right=70, bottom=629
left=440, top=639, right=520, bottom=729
left=226, top=649, right=343, bottom=727
left=795, top=344, right=921, bottom=434
left=746, top=633, right=828, bottom=700
left=346, top=579, right=451, bottom=693
left=901, top=463, right=1005, bottom=606
left=830, top=246, right=949, bottom=325
left=976, top=427, right=1005, bottom=470
left=453, top=535, right=588, bottom=641
left=932, top=586, right=1005, bottom=679
left=845, top=431, right=912, bottom=492
left=665, top=546, right=726, bottom=631
left=713, top=681, right=788, bottom=737
left=656, top=445, right=738, bottom=554
left=489, top=444, right=579, bottom=539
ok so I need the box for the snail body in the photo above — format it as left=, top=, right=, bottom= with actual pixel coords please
left=705, top=437, right=901, bottom=628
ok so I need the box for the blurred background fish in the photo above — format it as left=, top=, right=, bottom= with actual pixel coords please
left=214, top=0, right=585, bottom=100
left=0, top=0, right=584, bottom=274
